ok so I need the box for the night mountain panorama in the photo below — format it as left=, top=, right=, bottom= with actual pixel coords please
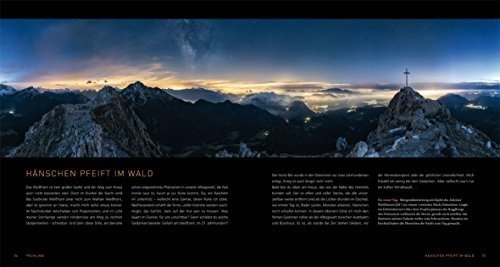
left=0, top=19, right=499, bottom=157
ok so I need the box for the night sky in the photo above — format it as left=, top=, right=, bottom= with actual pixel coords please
left=0, top=19, right=499, bottom=93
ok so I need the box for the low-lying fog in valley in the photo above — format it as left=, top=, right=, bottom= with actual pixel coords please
left=294, top=88, right=500, bottom=112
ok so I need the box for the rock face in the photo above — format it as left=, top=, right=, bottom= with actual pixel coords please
left=336, top=137, right=348, bottom=151
left=8, top=86, right=162, bottom=157
left=366, top=87, right=499, bottom=157
left=0, top=87, right=89, bottom=155
left=348, top=141, right=368, bottom=157
left=347, top=141, right=379, bottom=157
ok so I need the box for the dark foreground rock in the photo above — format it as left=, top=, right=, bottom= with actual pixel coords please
left=8, top=86, right=162, bottom=157
left=364, top=87, right=499, bottom=157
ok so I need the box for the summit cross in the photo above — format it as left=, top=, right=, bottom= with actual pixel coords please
left=404, top=68, right=410, bottom=87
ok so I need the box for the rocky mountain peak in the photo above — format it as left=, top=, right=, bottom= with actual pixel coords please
left=386, top=87, right=424, bottom=115
left=132, top=80, right=145, bottom=87
left=11, top=86, right=40, bottom=101
left=8, top=86, right=163, bottom=158
left=122, top=81, right=147, bottom=94
left=364, top=87, right=498, bottom=157
left=374, top=87, right=450, bottom=135
left=121, top=81, right=173, bottom=107
left=92, top=86, right=120, bottom=105
left=20, top=86, right=40, bottom=95
left=127, top=81, right=149, bottom=92
left=0, top=84, right=16, bottom=96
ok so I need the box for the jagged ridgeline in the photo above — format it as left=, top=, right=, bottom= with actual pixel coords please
left=7, top=87, right=161, bottom=157
left=0, top=83, right=498, bottom=157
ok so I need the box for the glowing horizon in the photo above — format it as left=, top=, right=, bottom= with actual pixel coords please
left=1, top=19, right=499, bottom=101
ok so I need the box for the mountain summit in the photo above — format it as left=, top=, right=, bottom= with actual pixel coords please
left=0, top=84, right=16, bottom=96
left=121, top=81, right=175, bottom=107
left=365, top=87, right=498, bottom=157
left=8, top=86, right=162, bottom=157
